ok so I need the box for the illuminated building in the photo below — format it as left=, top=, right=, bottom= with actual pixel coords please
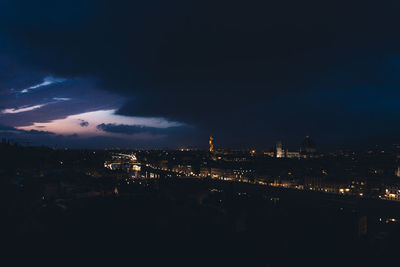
left=286, top=151, right=300, bottom=158
left=209, top=136, right=214, bottom=152
left=275, top=141, right=283, bottom=158
left=384, top=186, right=400, bottom=201
left=264, top=151, right=274, bottom=157
left=272, top=141, right=300, bottom=158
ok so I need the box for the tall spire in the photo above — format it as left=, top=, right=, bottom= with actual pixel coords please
left=209, top=136, right=214, bottom=152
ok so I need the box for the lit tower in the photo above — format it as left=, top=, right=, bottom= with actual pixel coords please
left=209, top=136, right=215, bottom=152
left=275, top=141, right=283, bottom=158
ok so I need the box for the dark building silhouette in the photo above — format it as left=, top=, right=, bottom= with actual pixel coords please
left=300, top=136, right=316, bottom=156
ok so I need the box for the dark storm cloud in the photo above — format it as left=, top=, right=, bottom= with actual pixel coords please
left=0, top=124, right=21, bottom=132
left=79, top=120, right=89, bottom=127
left=96, top=123, right=183, bottom=135
left=1, top=0, right=400, bottom=147
left=0, top=124, right=53, bottom=135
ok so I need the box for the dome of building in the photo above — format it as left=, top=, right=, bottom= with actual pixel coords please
left=300, top=136, right=316, bottom=154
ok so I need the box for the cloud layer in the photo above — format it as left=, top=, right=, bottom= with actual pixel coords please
left=96, top=123, right=183, bottom=136
left=19, top=76, right=66, bottom=94
left=1, top=1, right=400, bottom=148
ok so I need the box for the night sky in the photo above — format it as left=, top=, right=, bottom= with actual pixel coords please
left=1, top=0, right=400, bottom=149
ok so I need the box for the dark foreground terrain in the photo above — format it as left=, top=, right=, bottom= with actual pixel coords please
left=2, top=177, right=400, bottom=266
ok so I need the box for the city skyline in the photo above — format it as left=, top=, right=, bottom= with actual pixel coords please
left=3, top=2, right=400, bottom=265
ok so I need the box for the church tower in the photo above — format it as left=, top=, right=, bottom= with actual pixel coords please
left=209, top=136, right=214, bottom=152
